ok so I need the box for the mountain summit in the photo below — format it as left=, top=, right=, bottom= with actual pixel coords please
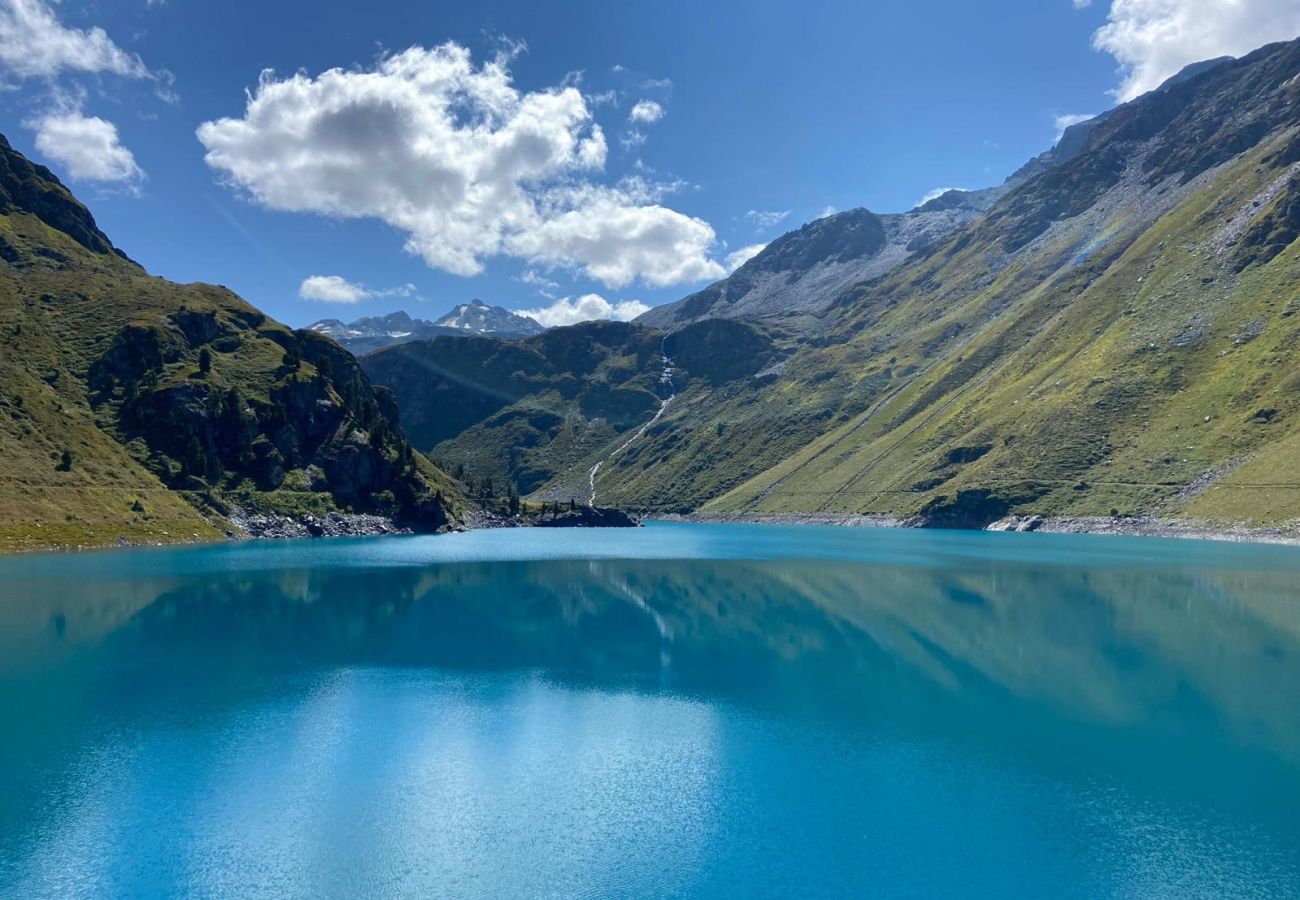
left=435, top=299, right=544, bottom=337
left=309, top=302, right=542, bottom=354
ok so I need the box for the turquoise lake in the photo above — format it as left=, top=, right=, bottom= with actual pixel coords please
left=1, top=522, right=1298, bottom=898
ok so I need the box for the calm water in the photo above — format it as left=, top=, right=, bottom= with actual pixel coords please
left=1, top=524, right=1299, bottom=899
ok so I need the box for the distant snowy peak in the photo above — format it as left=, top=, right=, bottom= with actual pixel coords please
left=308, top=302, right=544, bottom=355
left=434, top=299, right=544, bottom=336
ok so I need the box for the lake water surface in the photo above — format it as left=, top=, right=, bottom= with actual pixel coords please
left=1, top=523, right=1299, bottom=898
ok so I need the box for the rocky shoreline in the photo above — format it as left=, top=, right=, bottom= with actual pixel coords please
left=228, top=510, right=417, bottom=540
left=650, top=511, right=1300, bottom=546
left=651, top=512, right=905, bottom=528
left=1002, top=515, right=1300, bottom=546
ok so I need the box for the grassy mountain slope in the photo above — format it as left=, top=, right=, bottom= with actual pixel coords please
left=0, top=136, right=456, bottom=551
left=363, top=321, right=667, bottom=494
left=556, top=39, right=1300, bottom=526
left=702, top=39, right=1300, bottom=525
left=362, top=318, right=789, bottom=501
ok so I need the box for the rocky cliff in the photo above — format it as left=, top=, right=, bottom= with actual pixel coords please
left=0, top=136, right=457, bottom=550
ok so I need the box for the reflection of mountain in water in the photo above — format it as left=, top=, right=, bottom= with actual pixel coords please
left=3, top=542, right=1300, bottom=898
left=5, top=551, right=1299, bottom=767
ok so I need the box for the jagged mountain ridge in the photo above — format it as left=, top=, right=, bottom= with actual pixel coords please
left=0, top=136, right=457, bottom=550
left=637, top=57, right=1244, bottom=337
left=435, top=299, right=544, bottom=336
left=309, top=301, right=543, bottom=355
left=636, top=198, right=1002, bottom=332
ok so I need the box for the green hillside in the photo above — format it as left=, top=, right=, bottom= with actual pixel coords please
left=371, top=39, right=1300, bottom=530
left=708, top=39, right=1300, bottom=526
left=362, top=318, right=788, bottom=501
left=0, top=136, right=457, bottom=552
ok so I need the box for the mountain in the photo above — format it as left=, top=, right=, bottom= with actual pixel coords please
left=363, top=321, right=669, bottom=495
left=309, top=302, right=542, bottom=355
left=362, top=317, right=784, bottom=498
left=0, top=136, right=457, bottom=551
left=435, top=299, right=544, bottom=337
left=637, top=59, right=1245, bottom=338
left=636, top=200, right=1001, bottom=333
left=374, top=38, right=1300, bottom=529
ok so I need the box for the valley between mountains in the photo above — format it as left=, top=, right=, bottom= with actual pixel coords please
left=364, top=39, right=1300, bottom=534
left=6, top=37, right=1300, bottom=550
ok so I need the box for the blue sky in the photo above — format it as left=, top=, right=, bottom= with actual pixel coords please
left=2, top=0, right=1299, bottom=327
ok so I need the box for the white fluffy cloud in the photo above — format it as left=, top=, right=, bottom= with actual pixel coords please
left=628, top=99, right=664, bottom=123
left=1093, top=0, right=1300, bottom=101
left=509, top=185, right=724, bottom=287
left=299, top=275, right=414, bottom=303
left=300, top=275, right=367, bottom=303
left=198, top=43, right=724, bottom=289
left=0, top=0, right=147, bottom=80
left=29, top=108, right=143, bottom=184
left=517, top=293, right=650, bottom=328
left=724, top=243, right=766, bottom=272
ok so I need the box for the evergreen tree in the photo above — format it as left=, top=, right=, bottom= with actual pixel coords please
left=198, top=347, right=212, bottom=376
left=183, top=437, right=208, bottom=479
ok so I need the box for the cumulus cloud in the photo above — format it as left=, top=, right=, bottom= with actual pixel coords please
left=1054, top=112, right=1095, bottom=140
left=818, top=205, right=838, bottom=218
left=198, top=43, right=724, bottom=289
left=517, top=293, right=650, bottom=328
left=628, top=99, right=664, bottom=123
left=744, top=209, right=790, bottom=231
left=509, top=185, right=724, bottom=287
left=1093, top=0, right=1300, bottom=101
left=0, top=0, right=148, bottom=80
left=28, top=107, right=143, bottom=185
left=299, top=275, right=414, bottom=303
left=724, top=243, right=766, bottom=272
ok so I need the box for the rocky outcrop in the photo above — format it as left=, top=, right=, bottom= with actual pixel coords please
left=86, top=307, right=454, bottom=531
left=229, top=510, right=419, bottom=539
left=906, top=486, right=1046, bottom=530
left=986, top=515, right=1046, bottom=533
left=533, top=506, right=640, bottom=528
left=0, top=135, right=124, bottom=259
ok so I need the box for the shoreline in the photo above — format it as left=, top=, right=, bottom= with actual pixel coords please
left=648, top=512, right=1300, bottom=547
left=8, top=510, right=1300, bottom=556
